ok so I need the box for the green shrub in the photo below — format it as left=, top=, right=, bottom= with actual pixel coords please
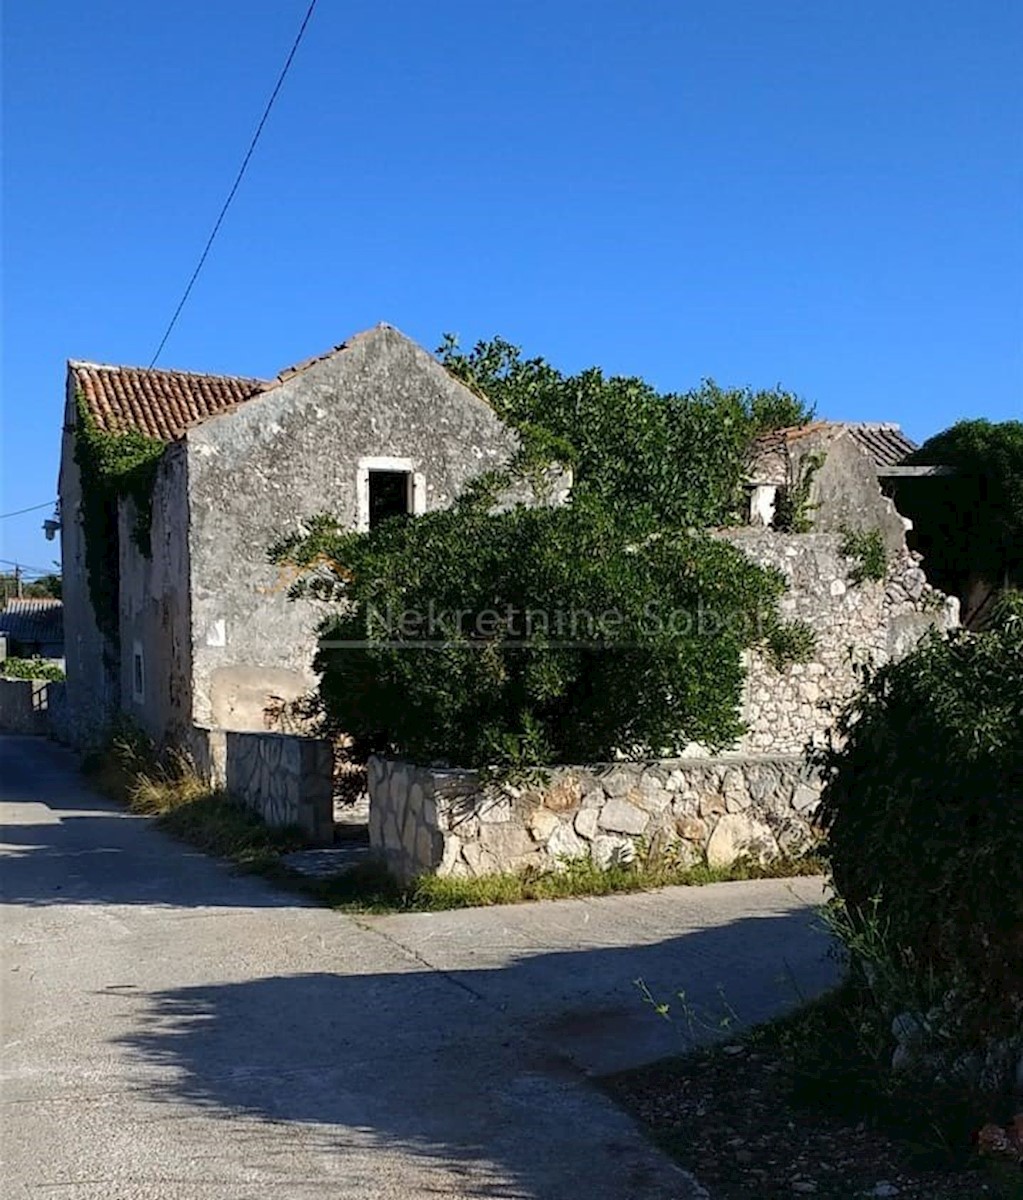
left=438, top=335, right=814, bottom=531
left=839, top=526, right=888, bottom=584
left=763, top=620, right=817, bottom=669
left=273, top=500, right=788, bottom=770
left=0, top=657, right=65, bottom=681
left=816, top=592, right=1023, bottom=1040
left=772, top=451, right=824, bottom=533
left=896, top=419, right=1023, bottom=595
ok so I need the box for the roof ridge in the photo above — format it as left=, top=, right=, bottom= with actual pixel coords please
left=68, top=359, right=265, bottom=384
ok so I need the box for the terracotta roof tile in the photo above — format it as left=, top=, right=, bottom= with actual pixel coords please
left=69, top=362, right=266, bottom=442
left=66, top=326, right=398, bottom=442
left=753, top=421, right=916, bottom=470
left=846, top=423, right=917, bottom=467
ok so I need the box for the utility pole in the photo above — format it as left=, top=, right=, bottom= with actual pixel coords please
left=15, top=566, right=22, bottom=599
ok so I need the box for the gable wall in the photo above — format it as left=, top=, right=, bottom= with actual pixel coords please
left=184, top=326, right=519, bottom=731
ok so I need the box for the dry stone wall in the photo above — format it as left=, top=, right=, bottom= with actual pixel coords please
left=718, top=531, right=959, bottom=754
left=369, top=755, right=822, bottom=883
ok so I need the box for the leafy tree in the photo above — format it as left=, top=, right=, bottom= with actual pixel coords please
left=273, top=337, right=815, bottom=771
left=896, top=419, right=1023, bottom=596
left=272, top=500, right=788, bottom=770
left=438, top=335, right=813, bottom=532
left=0, top=571, right=62, bottom=601
left=816, top=593, right=1023, bottom=1038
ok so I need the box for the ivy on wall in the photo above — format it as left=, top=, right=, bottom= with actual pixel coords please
left=73, top=395, right=166, bottom=640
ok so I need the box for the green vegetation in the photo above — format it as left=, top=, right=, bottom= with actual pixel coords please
left=73, top=395, right=166, bottom=638
left=763, top=619, right=817, bottom=670
left=438, top=335, right=814, bottom=531
left=0, top=571, right=61, bottom=600
left=897, top=418, right=1023, bottom=595
left=0, top=657, right=65, bottom=681
left=273, top=501, right=791, bottom=771
left=839, top=525, right=889, bottom=583
left=816, top=592, right=1023, bottom=1061
left=271, top=337, right=819, bottom=773
left=772, top=449, right=824, bottom=533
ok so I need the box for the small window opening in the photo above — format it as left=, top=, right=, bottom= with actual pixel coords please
left=132, top=644, right=145, bottom=702
left=368, top=470, right=412, bottom=529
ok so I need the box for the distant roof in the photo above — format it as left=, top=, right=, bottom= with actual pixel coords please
left=845, top=423, right=917, bottom=467
left=753, top=422, right=916, bottom=470
left=0, top=598, right=63, bottom=646
left=67, top=325, right=395, bottom=442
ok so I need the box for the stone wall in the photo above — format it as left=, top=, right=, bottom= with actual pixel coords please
left=0, top=678, right=60, bottom=735
left=191, top=725, right=333, bottom=846
left=718, top=531, right=959, bottom=754
left=369, top=754, right=822, bottom=884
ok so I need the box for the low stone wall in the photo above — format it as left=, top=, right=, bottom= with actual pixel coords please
left=191, top=724, right=334, bottom=846
left=369, top=755, right=822, bottom=883
left=0, top=678, right=62, bottom=735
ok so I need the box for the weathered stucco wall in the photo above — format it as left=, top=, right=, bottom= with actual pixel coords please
left=184, top=325, right=522, bottom=732
left=369, top=755, right=822, bottom=884
left=57, top=384, right=119, bottom=746
left=716, top=531, right=958, bottom=754
left=117, top=444, right=193, bottom=743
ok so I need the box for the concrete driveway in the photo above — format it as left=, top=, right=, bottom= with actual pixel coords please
left=1, top=735, right=837, bottom=1199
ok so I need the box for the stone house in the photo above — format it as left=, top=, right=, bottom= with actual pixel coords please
left=58, top=324, right=555, bottom=747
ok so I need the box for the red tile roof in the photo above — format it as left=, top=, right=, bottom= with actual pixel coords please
left=69, top=362, right=266, bottom=442
left=67, top=327, right=396, bottom=443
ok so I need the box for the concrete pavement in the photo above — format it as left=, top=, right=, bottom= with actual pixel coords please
left=1, top=735, right=838, bottom=1198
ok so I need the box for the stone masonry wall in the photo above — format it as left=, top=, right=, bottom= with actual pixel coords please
left=369, top=755, right=822, bottom=884
left=191, top=725, right=333, bottom=846
left=719, top=532, right=959, bottom=754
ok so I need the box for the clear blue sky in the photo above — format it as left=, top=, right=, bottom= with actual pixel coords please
left=2, top=0, right=1021, bottom=574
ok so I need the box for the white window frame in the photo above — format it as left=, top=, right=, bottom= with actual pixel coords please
left=356, top=456, right=426, bottom=532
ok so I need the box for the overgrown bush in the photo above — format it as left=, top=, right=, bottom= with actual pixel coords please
left=839, top=526, right=888, bottom=584
left=0, top=657, right=65, bottom=681
left=273, top=499, right=789, bottom=770
left=764, top=620, right=817, bottom=669
left=438, top=335, right=814, bottom=531
left=896, top=419, right=1023, bottom=595
left=816, top=592, right=1023, bottom=1049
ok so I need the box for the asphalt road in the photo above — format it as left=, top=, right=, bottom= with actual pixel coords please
left=1, top=734, right=837, bottom=1199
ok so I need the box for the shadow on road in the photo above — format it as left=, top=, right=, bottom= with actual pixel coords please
left=0, top=734, right=301, bottom=910
left=112, top=911, right=836, bottom=1199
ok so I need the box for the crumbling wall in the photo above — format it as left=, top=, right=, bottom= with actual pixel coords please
left=717, top=529, right=959, bottom=754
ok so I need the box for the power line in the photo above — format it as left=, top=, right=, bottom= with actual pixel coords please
left=0, top=559, right=57, bottom=577
left=148, top=0, right=320, bottom=368
left=0, top=501, right=56, bottom=519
